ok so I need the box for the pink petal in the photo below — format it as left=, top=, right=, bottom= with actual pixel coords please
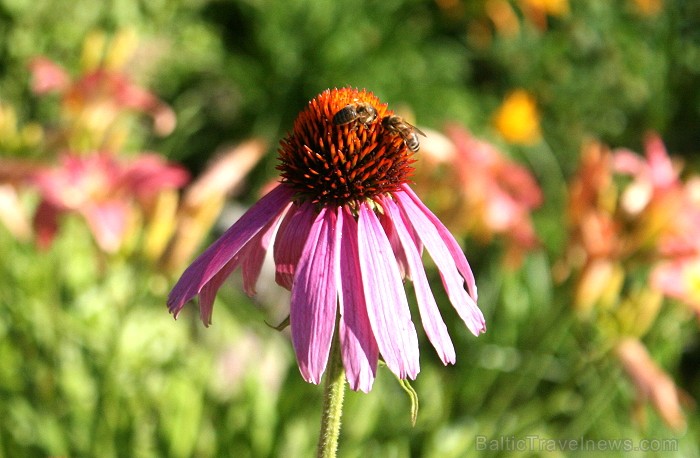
left=396, top=186, right=486, bottom=336
left=290, top=207, right=338, bottom=384
left=382, top=196, right=456, bottom=364
left=357, top=202, right=420, bottom=380
left=198, top=208, right=289, bottom=325
left=241, top=206, right=289, bottom=295
left=399, top=184, right=479, bottom=300
left=378, top=210, right=410, bottom=279
left=167, top=184, right=294, bottom=317
left=273, top=201, right=316, bottom=290
left=336, top=206, right=378, bottom=392
left=199, top=256, right=243, bottom=325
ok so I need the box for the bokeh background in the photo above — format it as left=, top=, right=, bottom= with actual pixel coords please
left=1, top=0, right=699, bottom=456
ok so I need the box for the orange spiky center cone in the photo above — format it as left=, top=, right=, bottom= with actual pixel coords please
left=278, top=87, right=415, bottom=207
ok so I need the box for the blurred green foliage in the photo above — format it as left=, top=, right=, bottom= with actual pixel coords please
left=3, top=0, right=699, bottom=165
left=2, top=0, right=700, bottom=457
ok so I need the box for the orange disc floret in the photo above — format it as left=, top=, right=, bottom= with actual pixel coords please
left=278, top=87, right=416, bottom=207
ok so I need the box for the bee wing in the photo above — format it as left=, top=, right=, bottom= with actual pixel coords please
left=408, top=123, right=427, bottom=137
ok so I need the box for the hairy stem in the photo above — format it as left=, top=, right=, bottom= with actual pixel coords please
left=316, top=334, right=346, bottom=458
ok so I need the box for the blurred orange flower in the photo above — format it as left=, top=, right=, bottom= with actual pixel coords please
left=566, top=135, right=685, bottom=271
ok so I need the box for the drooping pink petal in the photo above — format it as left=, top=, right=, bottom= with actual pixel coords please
left=382, top=196, right=456, bottom=364
left=199, top=255, right=243, bottom=325
left=399, top=184, right=479, bottom=301
left=357, top=202, right=420, bottom=380
left=273, top=201, right=317, bottom=290
left=290, top=207, right=338, bottom=384
left=378, top=210, right=410, bottom=279
left=167, top=184, right=294, bottom=316
left=241, top=205, right=290, bottom=295
left=396, top=186, right=486, bottom=336
left=336, top=206, right=378, bottom=392
left=197, top=208, right=289, bottom=325
left=196, top=207, right=292, bottom=325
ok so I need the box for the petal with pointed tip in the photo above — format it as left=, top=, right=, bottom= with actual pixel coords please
left=290, top=207, right=338, bottom=384
left=167, top=184, right=294, bottom=317
left=336, top=206, right=378, bottom=392
left=382, top=196, right=456, bottom=364
left=357, top=203, right=419, bottom=380
left=395, top=187, right=486, bottom=336
left=399, top=184, right=478, bottom=300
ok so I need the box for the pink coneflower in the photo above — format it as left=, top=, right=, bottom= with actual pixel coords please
left=167, top=88, right=485, bottom=392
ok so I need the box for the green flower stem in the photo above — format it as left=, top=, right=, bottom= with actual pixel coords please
left=316, top=334, right=346, bottom=458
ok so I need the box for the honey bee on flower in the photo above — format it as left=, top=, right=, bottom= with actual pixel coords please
left=381, top=114, right=426, bottom=153
left=332, top=102, right=378, bottom=127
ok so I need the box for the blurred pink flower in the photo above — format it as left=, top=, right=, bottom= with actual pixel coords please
left=168, top=88, right=485, bottom=392
left=33, top=152, right=188, bottom=252
left=565, top=135, right=695, bottom=428
left=446, top=124, right=542, bottom=254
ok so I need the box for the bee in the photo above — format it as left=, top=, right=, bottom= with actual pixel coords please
left=332, top=102, right=378, bottom=127
left=381, top=115, right=426, bottom=152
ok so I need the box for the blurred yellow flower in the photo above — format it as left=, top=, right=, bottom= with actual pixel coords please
left=493, top=89, right=541, bottom=145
